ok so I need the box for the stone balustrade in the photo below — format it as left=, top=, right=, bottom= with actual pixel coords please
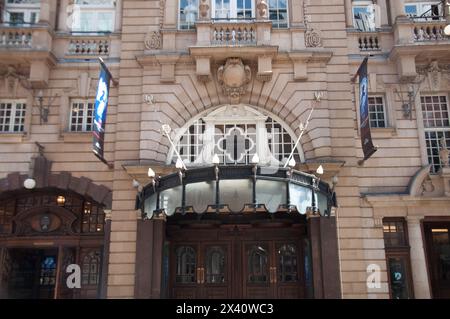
left=67, top=38, right=110, bottom=55
left=211, top=24, right=257, bottom=45
left=0, top=30, right=32, bottom=48
left=358, top=33, right=381, bottom=51
left=413, top=21, right=449, bottom=42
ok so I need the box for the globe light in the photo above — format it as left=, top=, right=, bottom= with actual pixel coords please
left=147, top=167, right=156, bottom=178
left=212, top=154, right=220, bottom=165
left=251, top=153, right=260, bottom=165
left=23, top=178, right=36, bottom=190
left=175, top=158, right=184, bottom=169
left=288, top=158, right=296, bottom=168
left=444, top=24, right=450, bottom=36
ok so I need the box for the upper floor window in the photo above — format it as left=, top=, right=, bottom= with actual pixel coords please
left=421, top=95, right=450, bottom=173
left=179, top=0, right=198, bottom=29
left=269, top=0, right=287, bottom=28
left=352, top=0, right=376, bottom=31
left=368, top=96, right=387, bottom=128
left=170, top=105, right=303, bottom=166
left=71, top=0, right=115, bottom=32
left=0, top=100, right=26, bottom=133
left=405, top=1, right=443, bottom=21
left=212, top=0, right=254, bottom=19
left=3, top=0, right=40, bottom=25
left=70, top=99, right=94, bottom=132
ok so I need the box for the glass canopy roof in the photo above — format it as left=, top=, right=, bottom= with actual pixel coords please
left=136, top=165, right=337, bottom=219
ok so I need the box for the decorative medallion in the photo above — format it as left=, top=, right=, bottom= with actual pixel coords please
left=305, top=29, right=322, bottom=47
left=144, top=31, right=162, bottom=50
left=217, top=58, right=252, bottom=104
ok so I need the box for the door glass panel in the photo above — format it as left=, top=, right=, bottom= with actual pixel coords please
left=206, top=246, right=225, bottom=284
left=247, top=245, right=268, bottom=283
left=387, top=256, right=411, bottom=299
left=175, top=246, right=196, bottom=283
left=277, top=244, right=298, bottom=283
left=431, top=228, right=450, bottom=286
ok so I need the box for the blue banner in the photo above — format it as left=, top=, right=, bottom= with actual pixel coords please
left=93, top=62, right=111, bottom=163
left=357, top=56, right=377, bottom=161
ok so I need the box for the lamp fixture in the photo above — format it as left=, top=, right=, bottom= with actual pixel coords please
left=35, top=90, right=56, bottom=125
left=251, top=153, right=260, bottom=165
left=288, top=157, right=296, bottom=168
left=147, top=167, right=156, bottom=178
left=316, top=165, right=324, bottom=175
left=23, top=178, right=36, bottom=190
left=56, top=195, right=66, bottom=206
left=212, top=154, right=220, bottom=165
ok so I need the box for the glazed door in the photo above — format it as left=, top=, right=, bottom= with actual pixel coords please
left=425, top=223, right=450, bottom=298
left=170, top=243, right=232, bottom=299
left=243, top=241, right=303, bottom=299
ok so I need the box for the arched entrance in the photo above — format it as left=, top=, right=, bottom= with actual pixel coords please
left=0, top=158, right=112, bottom=299
left=135, top=165, right=341, bottom=299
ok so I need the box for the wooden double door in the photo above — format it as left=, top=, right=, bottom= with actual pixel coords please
left=168, top=225, right=307, bottom=299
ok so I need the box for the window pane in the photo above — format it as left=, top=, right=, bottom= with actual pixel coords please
left=220, top=179, right=252, bottom=212
left=185, top=181, right=215, bottom=213
left=256, top=180, right=286, bottom=212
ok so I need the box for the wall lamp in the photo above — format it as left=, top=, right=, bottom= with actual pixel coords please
left=35, top=90, right=56, bottom=125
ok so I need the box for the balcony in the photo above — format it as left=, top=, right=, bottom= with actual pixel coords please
left=346, top=29, right=393, bottom=55
left=0, top=23, right=55, bottom=88
left=412, top=20, right=449, bottom=42
left=66, top=37, right=110, bottom=56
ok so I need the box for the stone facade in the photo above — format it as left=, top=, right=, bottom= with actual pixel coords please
left=0, top=0, right=450, bottom=299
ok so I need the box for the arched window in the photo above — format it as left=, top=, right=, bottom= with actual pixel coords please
left=176, top=246, right=197, bottom=283
left=169, top=105, right=303, bottom=166
left=247, top=245, right=268, bottom=283
left=81, top=250, right=102, bottom=285
left=206, top=246, right=225, bottom=283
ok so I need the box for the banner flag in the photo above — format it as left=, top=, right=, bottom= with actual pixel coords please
left=355, top=56, right=377, bottom=161
left=93, top=60, right=111, bottom=164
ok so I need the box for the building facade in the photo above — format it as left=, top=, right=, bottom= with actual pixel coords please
left=0, top=0, right=449, bottom=299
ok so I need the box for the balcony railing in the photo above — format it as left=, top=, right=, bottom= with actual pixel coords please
left=212, top=25, right=257, bottom=45
left=358, top=33, right=381, bottom=51
left=0, top=30, right=32, bottom=48
left=413, top=21, right=449, bottom=42
left=67, top=38, right=110, bottom=55
left=195, top=20, right=272, bottom=47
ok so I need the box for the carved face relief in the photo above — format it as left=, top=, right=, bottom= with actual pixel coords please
left=217, top=58, right=252, bottom=104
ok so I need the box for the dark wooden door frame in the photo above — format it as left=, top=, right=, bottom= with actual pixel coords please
left=421, top=218, right=450, bottom=299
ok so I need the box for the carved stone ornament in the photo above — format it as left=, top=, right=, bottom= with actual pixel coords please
left=421, top=176, right=435, bottom=196
left=256, top=0, right=268, bottom=19
left=217, top=58, right=252, bottom=104
left=144, top=31, right=162, bottom=50
left=305, top=28, right=322, bottom=47
left=199, top=0, right=210, bottom=18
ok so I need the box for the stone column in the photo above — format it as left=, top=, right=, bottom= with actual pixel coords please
left=39, top=0, right=57, bottom=28
left=344, top=0, right=354, bottom=28
left=407, top=216, right=431, bottom=299
left=134, top=218, right=166, bottom=298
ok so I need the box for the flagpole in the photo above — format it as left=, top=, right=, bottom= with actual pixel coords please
left=98, top=57, right=119, bottom=87
left=283, top=100, right=317, bottom=168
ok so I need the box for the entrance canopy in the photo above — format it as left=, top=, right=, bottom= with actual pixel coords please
left=136, top=165, right=337, bottom=219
